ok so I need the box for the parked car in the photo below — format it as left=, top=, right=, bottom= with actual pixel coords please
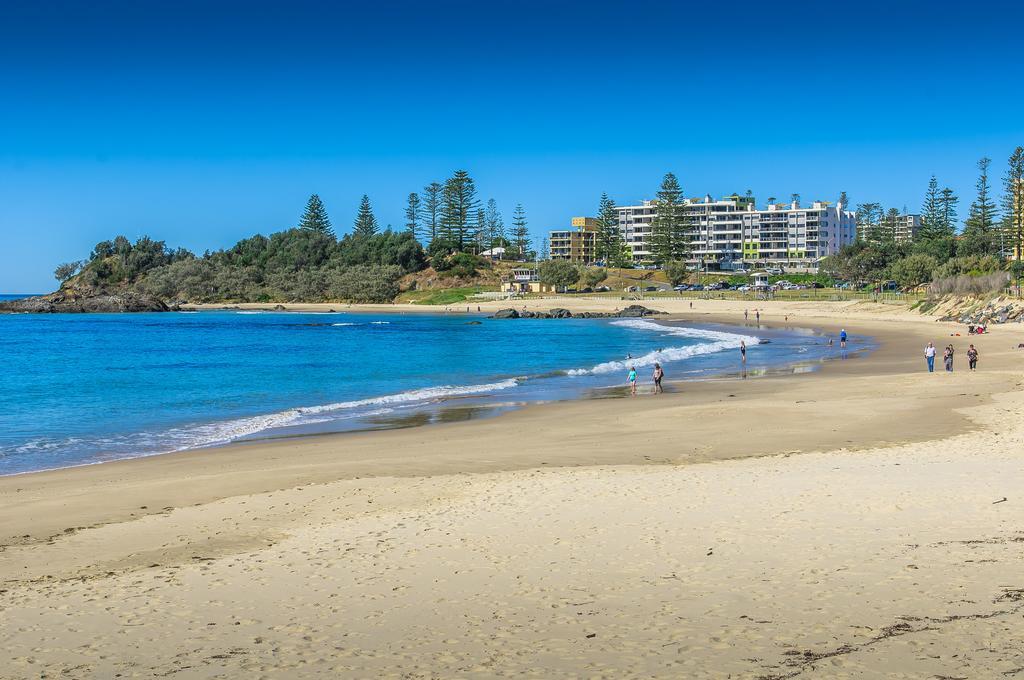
left=581, top=287, right=593, bottom=293
left=644, top=286, right=658, bottom=292
left=737, top=285, right=751, bottom=292
left=673, top=284, right=688, bottom=291
left=809, top=282, right=825, bottom=289
left=690, top=284, right=705, bottom=291
left=595, top=286, right=611, bottom=292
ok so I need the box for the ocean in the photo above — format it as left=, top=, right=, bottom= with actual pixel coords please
left=0, top=309, right=857, bottom=475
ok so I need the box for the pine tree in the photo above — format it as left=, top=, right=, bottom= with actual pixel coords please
left=1002, top=147, right=1024, bottom=260
left=440, top=170, right=480, bottom=250
left=962, top=157, right=1000, bottom=256
left=420, top=182, right=443, bottom=245
left=353, top=194, right=379, bottom=238
left=882, top=207, right=901, bottom=242
left=919, top=176, right=944, bottom=240
left=539, top=236, right=550, bottom=261
left=474, top=208, right=487, bottom=253
left=855, top=202, right=882, bottom=242
left=595, top=193, right=620, bottom=265
left=650, top=172, right=689, bottom=264
left=939, top=187, right=959, bottom=236
left=790, top=192, right=801, bottom=206
left=838, top=191, right=849, bottom=209
left=511, top=204, right=531, bottom=260
left=484, top=199, right=504, bottom=252
left=405, top=193, right=422, bottom=239
left=298, top=194, right=334, bottom=238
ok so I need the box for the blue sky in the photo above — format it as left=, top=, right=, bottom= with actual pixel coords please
left=2, top=0, right=1023, bottom=291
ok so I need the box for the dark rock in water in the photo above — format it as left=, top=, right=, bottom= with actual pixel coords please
left=617, top=305, right=666, bottom=318
left=520, top=310, right=536, bottom=318
left=465, top=320, right=482, bottom=325
left=0, top=291, right=170, bottom=314
left=492, top=308, right=519, bottom=319
left=759, top=339, right=771, bottom=344
left=549, top=308, right=573, bottom=318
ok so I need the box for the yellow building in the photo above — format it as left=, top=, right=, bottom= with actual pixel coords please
left=549, top=217, right=598, bottom=264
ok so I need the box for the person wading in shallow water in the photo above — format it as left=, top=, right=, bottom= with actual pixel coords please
left=628, top=366, right=637, bottom=395
left=740, top=340, right=747, bottom=364
left=652, top=363, right=664, bottom=394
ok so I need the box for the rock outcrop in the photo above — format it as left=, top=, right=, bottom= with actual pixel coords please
left=0, top=290, right=171, bottom=314
left=490, top=305, right=665, bottom=320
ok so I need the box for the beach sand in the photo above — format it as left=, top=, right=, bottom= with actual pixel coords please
left=2, top=299, right=1023, bottom=678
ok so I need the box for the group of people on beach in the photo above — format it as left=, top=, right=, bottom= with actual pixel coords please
left=925, top=341, right=979, bottom=372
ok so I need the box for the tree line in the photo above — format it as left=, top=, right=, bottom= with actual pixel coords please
left=827, top=147, right=1024, bottom=289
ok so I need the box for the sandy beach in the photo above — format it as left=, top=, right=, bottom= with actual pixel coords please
left=3, top=298, right=1023, bottom=678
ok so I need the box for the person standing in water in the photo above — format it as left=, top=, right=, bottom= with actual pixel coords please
left=744, top=309, right=749, bottom=321
left=652, top=363, right=664, bottom=394
left=967, top=344, right=979, bottom=371
left=839, top=328, right=848, bottom=348
left=740, top=340, right=747, bottom=364
left=755, top=310, right=760, bottom=323
left=925, top=342, right=936, bottom=372
left=628, top=366, right=638, bottom=395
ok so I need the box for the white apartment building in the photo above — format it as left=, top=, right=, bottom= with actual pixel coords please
left=615, top=195, right=857, bottom=269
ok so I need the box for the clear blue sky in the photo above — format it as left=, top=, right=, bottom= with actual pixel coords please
left=2, top=0, right=1022, bottom=291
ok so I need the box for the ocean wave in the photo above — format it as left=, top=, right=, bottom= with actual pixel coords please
left=568, top=320, right=758, bottom=375
left=332, top=322, right=358, bottom=326
left=1, top=378, right=523, bottom=469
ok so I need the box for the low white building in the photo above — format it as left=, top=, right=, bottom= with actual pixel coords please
left=615, top=195, right=857, bottom=270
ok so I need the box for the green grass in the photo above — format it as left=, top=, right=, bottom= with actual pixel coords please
left=396, top=286, right=496, bottom=305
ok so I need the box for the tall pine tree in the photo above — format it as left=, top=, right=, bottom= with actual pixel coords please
left=405, top=193, right=422, bottom=240
left=650, top=172, right=689, bottom=264
left=420, top=182, right=443, bottom=245
left=353, top=194, right=379, bottom=238
left=962, top=157, right=1000, bottom=256
left=939, top=187, right=959, bottom=236
left=595, top=193, right=620, bottom=265
left=298, top=194, right=334, bottom=238
left=1002, top=147, right=1024, bottom=260
left=511, top=203, right=531, bottom=260
left=918, top=176, right=945, bottom=241
left=484, top=198, right=504, bottom=251
left=855, top=202, right=882, bottom=242
left=440, top=170, right=479, bottom=250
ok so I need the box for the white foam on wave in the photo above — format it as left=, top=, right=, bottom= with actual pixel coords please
left=332, top=322, right=359, bottom=326
left=165, top=378, right=522, bottom=449
left=370, top=321, right=390, bottom=325
left=1, top=379, right=522, bottom=475
left=568, top=319, right=758, bottom=375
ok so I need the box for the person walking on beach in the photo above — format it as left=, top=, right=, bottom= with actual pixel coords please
left=967, top=344, right=979, bottom=371
left=744, top=309, right=749, bottom=321
left=652, top=363, right=664, bottom=394
left=740, top=340, right=747, bottom=364
left=944, top=344, right=954, bottom=372
left=628, top=366, right=638, bottom=395
left=755, top=310, right=760, bottom=323
left=839, top=328, right=848, bottom=348
left=925, top=342, right=936, bottom=372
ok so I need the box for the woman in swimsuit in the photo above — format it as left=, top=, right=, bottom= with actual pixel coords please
left=652, top=363, right=664, bottom=394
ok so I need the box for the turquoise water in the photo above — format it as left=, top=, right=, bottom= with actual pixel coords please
left=0, top=309, right=855, bottom=475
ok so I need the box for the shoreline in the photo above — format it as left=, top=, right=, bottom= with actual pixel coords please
left=0, top=300, right=1007, bottom=548
left=0, top=312, right=839, bottom=480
